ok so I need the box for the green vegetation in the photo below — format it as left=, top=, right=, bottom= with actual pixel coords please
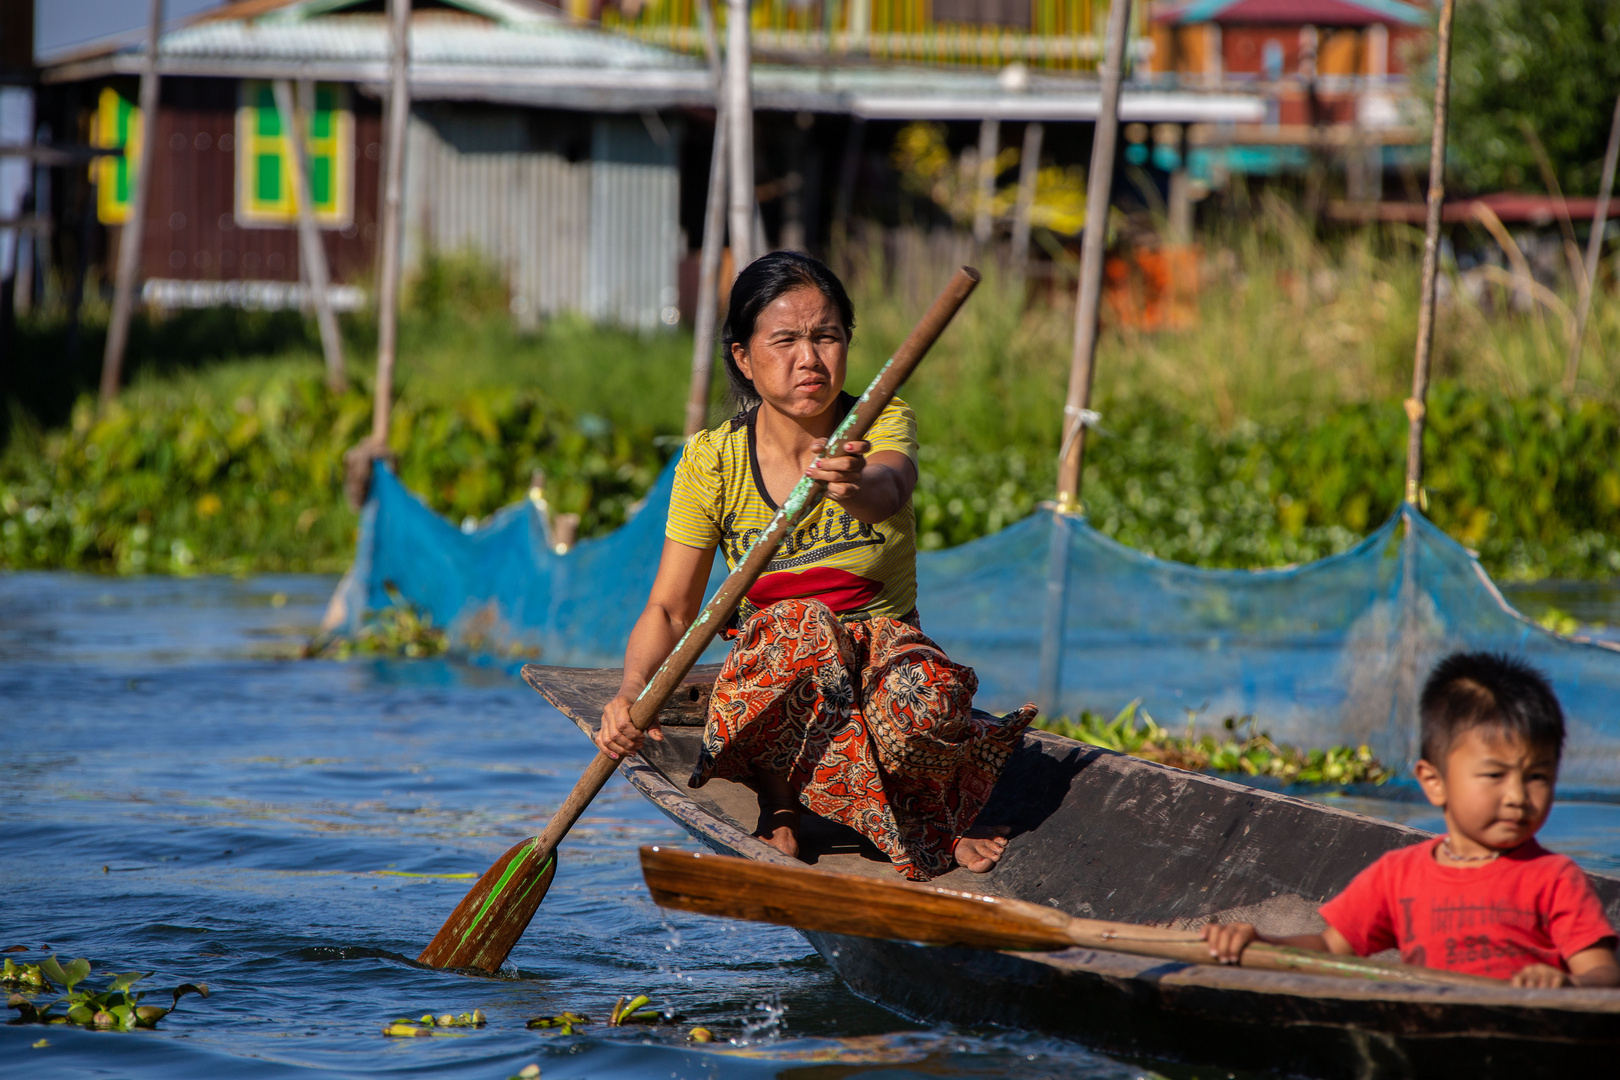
left=3, top=213, right=1619, bottom=579
left=3, top=955, right=208, bottom=1031
left=1450, top=0, right=1620, bottom=194
left=1035, top=703, right=1393, bottom=787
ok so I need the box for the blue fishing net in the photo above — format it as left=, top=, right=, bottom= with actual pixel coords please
left=343, top=460, right=1620, bottom=783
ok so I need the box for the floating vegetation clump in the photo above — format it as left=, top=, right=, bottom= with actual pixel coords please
left=383, top=1009, right=486, bottom=1037
left=309, top=586, right=447, bottom=660
left=1036, top=702, right=1393, bottom=787
left=4, top=955, right=208, bottom=1030
left=526, top=1010, right=590, bottom=1034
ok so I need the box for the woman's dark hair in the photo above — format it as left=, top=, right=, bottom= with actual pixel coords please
left=1419, top=651, right=1565, bottom=765
left=720, top=251, right=855, bottom=411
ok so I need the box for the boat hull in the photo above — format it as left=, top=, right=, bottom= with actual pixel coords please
left=524, top=663, right=1620, bottom=1079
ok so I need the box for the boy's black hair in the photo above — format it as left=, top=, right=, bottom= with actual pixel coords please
left=720, top=251, right=855, bottom=412
left=1419, top=651, right=1565, bottom=765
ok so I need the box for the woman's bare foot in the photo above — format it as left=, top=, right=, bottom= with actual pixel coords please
left=953, top=826, right=1011, bottom=873
left=756, top=805, right=801, bottom=859
left=755, top=771, right=802, bottom=860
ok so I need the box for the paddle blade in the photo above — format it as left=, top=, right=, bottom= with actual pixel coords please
left=417, top=838, right=557, bottom=971
left=639, top=846, right=1075, bottom=952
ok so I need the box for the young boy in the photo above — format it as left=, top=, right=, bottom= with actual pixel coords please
left=1203, top=652, right=1620, bottom=988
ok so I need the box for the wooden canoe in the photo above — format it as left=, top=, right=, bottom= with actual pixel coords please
left=523, top=663, right=1620, bottom=1080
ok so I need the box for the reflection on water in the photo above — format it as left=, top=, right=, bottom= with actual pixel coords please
left=3, top=572, right=1618, bottom=1079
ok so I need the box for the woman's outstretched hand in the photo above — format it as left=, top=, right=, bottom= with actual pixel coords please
left=596, top=692, right=663, bottom=760
left=806, top=439, right=870, bottom=502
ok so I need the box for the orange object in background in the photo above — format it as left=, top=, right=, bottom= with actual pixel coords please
left=1104, top=244, right=1200, bottom=331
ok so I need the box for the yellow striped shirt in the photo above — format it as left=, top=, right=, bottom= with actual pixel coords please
left=667, top=394, right=919, bottom=623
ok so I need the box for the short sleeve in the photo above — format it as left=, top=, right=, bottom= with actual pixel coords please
left=666, top=432, right=723, bottom=550
left=1546, top=859, right=1619, bottom=960
left=1319, top=853, right=1399, bottom=957
left=866, top=398, right=918, bottom=465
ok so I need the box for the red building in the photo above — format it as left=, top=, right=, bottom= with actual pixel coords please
left=1149, top=0, right=1430, bottom=128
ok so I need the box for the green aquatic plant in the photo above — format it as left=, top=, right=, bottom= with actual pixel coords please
left=309, top=586, right=448, bottom=660
left=1036, top=702, right=1392, bottom=787
left=526, top=1010, right=590, bottom=1034
left=383, top=1008, right=487, bottom=1036
left=4, top=955, right=208, bottom=1030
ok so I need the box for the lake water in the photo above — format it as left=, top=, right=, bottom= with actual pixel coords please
left=5, top=573, right=1620, bottom=1080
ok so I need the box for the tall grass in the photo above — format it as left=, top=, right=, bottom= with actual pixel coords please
left=5, top=215, right=1618, bottom=578
left=843, top=194, right=1620, bottom=455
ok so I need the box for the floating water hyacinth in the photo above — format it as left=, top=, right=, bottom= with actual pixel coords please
left=1035, top=703, right=1393, bottom=787
left=525, top=1010, right=589, bottom=1034
left=4, top=955, right=208, bottom=1030
left=382, top=1009, right=486, bottom=1036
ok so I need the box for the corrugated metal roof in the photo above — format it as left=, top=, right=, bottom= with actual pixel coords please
left=43, top=5, right=1265, bottom=124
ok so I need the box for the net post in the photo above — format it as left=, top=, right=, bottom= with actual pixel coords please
left=1041, top=0, right=1131, bottom=719
left=1402, top=0, right=1455, bottom=508
left=1565, top=95, right=1620, bottom=393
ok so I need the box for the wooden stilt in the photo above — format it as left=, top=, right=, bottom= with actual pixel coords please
left=1010, top=121, right=1043, bottom=284
left=724, top=0, right=756, bottom=270
left=97, top=0, right=163, bottom=406
left=1402, top=0, right=1456, bottom=507
left=972, top=117, right=999, bottom=249
left=274, top=78, right=346, bottom=393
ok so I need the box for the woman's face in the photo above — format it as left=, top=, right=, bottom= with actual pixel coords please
left=734, top=286, right=849, bottom=421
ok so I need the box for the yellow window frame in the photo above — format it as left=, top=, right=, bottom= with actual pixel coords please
left=235, top=80, right=354, bottom=227
left=93, top=86, right=141, bottom=226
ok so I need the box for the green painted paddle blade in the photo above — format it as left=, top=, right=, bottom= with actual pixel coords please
left=416, top=839, right=557, bottom=971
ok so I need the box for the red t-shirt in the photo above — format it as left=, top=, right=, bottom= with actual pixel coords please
left=1319, top=838, right=1616, bottom=979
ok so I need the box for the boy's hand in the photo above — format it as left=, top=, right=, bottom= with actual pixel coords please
left=1201, top=921, right=1259, bottom=965
left=1511, top=963, right=1570, bottom=989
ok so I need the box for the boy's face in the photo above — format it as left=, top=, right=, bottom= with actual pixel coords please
left=1415, top=726, right=1558, bottom=851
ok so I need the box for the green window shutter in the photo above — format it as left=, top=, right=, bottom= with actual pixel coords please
left=256, top=88, right=281, bottom=138
left=256, top=153, right=282, bottom=202
left=310, top=154, right=332, bottom=206
left=116, top=158, right=130, bottom=202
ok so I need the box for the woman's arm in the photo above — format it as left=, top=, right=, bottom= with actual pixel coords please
left=596, top=538, right=716, bottom=759
left=806, top=440, right=918, bottom=524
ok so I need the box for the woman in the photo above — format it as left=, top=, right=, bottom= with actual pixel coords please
left=596, top=252, right=1036, bottom=880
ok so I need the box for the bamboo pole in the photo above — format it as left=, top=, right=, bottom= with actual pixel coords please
left=684, top=0, right=729, bottom=437
left=1566, top=95, right=1620, bottom=392
left=274, top=78, right=346, bottom=393
left=1053, top=0, right=1130, bottom=511
left=1402, top=0, right=1456, bottom=506
left=373, top=0, right=409, bottom=444
left=725, top=0, right=756, bottom=270
left=98, top=0, right=163, bottom=406
left=1038, top=0, right=1131, bottom=720
left=1010, top=121, right=1044, bottom=282
left=345, top=0, right=409, bottom=507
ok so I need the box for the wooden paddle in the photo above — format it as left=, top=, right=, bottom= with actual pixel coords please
left=639, top=845, right=1500, bottom=989
left=417, top=267, right=983, bottom=971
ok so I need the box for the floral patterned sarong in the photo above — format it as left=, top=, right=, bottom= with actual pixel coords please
left=688, top=598, right=1037, bottom=880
